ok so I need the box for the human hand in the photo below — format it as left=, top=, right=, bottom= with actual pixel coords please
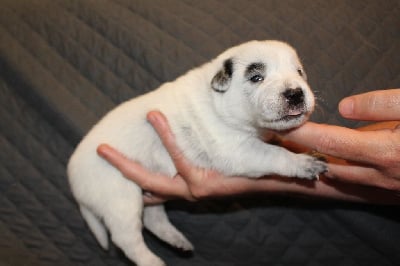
left=97, top=111, right=265, bottom=204
left=97, top=92, right=400, bottom=205
left=284, top=89, right=400, bottom=190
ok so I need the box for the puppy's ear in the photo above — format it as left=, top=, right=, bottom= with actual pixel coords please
left=211, top=58, right=233, bottom=93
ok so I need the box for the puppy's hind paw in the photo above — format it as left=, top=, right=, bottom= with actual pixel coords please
left=172, top=234, right=194, bottom=252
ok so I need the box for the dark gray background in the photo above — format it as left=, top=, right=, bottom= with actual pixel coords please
left=1, top=1, right=399, bottom=265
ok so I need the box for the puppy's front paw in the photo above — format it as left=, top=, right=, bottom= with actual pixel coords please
left=295, top=154, right=328, bottom=180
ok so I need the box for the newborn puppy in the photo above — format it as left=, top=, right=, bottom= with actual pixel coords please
left=68, top=40, right=327, bottom=266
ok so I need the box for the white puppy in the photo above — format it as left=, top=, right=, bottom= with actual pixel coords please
left=68, top=40, right=327, bottom=266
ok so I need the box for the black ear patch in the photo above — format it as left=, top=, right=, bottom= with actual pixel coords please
left=211, top=58, right=233, bottom=93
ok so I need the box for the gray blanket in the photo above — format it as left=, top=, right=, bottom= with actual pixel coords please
left=1, top=1, right=399, bottom=265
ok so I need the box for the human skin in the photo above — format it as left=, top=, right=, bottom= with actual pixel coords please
left=97, top=89, right=400, bottom=205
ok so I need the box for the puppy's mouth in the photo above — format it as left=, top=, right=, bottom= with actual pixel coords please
left=257, top=108, right=310, bottom=131
left=280, top=113, right=304, bottom=121
left=275, top=108, right=306, bottom=122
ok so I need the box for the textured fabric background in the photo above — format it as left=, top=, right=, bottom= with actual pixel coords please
left=1, top=1, right=399, bottom=265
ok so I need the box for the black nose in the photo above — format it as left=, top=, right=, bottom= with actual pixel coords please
left=283, top=88, right=304, bottom=106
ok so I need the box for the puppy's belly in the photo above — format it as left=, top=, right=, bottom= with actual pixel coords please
left=69, top=89, right=184, bottom=195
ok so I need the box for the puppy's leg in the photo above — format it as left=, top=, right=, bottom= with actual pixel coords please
left=222, top=140, right=327, bottom=179
left=143, top=205, right=193, bottom=251
left=80, top=205, right=108, bottom=249
left=102, top=194, right=165, bottom=266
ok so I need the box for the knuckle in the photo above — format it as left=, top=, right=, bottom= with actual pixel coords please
left=120, top=166, right=138, bottom=181
left=189, top=185, right=210, bottom=200
left=140, top=179, right=152, bottom=191
left=316, top=135, right=337, bottom=153
left=173, top=154, right=187, bottom=166
left=170, top=150, right=187, bottom=164
left=379, top=136, right=400, bottom=168
left=380, top=155, right=399, bottom=169
left=185, top=195, right=198, bottom=202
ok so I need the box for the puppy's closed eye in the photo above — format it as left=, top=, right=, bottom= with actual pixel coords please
left=297, top=69, right=304, bottom=77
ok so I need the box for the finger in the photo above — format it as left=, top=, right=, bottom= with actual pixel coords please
left=97, top=144, right=153, bottom=185
left=284, top=122, right=398, bottom=164
left=216, top=174, right=400, bottom=204
left=97, top=144, right=190, bottom=198
left=357, top=121, right=400, bottom=131
left=339, top=89, right=400, bottom=121
left=313, top=177, right=400, bottom=205
left=146, top=111, right=197, bottom=177
left=143, top=194, right=169, bottom=205
left=327, top=163, right=400, bottom=191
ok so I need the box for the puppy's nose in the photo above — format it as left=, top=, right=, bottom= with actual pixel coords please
left=283, top=87, right=304, bottom=106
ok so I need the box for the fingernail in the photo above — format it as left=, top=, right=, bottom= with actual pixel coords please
left=339, top=98, right=354, bottom=117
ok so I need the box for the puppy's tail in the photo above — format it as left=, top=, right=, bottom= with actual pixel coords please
left=80, top=205, right=109, bottom=249
left=143, top=205, right=194, bottom=251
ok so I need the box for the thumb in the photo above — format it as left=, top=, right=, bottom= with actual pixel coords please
left=339, top=89, right=400, bottom=121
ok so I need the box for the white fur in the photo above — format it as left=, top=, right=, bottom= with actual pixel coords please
left=67, top=40, right=326, bottom=266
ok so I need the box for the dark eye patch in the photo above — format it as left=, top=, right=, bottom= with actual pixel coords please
left=246, top=62, right=265, bottom=74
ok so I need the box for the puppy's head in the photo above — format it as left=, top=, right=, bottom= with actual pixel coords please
left=210, top=40, right=314, bottom=132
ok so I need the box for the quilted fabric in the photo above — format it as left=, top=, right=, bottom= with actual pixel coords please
left=0, top=0, right=399, bottom=265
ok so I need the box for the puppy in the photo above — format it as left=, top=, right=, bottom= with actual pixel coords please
left=68, top=40, right=327, bottom=266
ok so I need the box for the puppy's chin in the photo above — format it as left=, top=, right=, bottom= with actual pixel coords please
left=256, top=112, right=309, bottom=131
